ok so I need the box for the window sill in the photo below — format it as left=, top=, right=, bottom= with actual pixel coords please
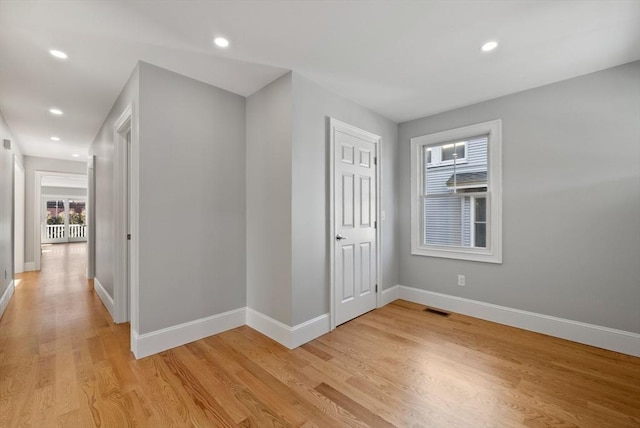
left=411, top=245, right=502, bottom=264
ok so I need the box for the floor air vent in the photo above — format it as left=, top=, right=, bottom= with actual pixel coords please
left=424, top=307, right=450, bottom=317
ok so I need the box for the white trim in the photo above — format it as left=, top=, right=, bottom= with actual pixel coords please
left=292, top=313, right=331, bottom=348
left=14, top=157, right=25, bottom=274
left=246, top=308, right=291, bottom=347
left=87, top=156, right=95, bottom=279
left=129, top=105, right=140, bottom=336
left=0, top=281, right=15, bottom=319
left=41, top=193, right=86, bottom=199
left=132, top=307, right=246, bottom=359
left=329, top=118, right=382, bottom=330
left=395, top=285, right=640, bottom=357
left=246, top=308, right=330, bottom=349
left=23, top=262, right=35, bottom=272
left=410, top=119, right=502, bottom=263
left=380, top=284, right=400, bottom=306
left=34, top=171, right=87, bottom=271
left=93, top=277, right=114, bottom=320
left=113, top=103, right=137, bottom=325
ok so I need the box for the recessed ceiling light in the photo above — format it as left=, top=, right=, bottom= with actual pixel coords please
left=72, top=154, right=80, bottom=158
left=49, top=49, right=68, bottom=59
left=49, top=108, right=63, bottom=116
left=214, top=37, right=229, bottom=48
left=481, top=41, right=498, bottom=52
left=50, top=136, right=60, bottom=141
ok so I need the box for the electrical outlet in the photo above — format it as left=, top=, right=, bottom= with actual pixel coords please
left=457, top=274, right=465, bottom=286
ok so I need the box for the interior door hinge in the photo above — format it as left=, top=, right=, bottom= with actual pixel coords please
left=374, top=220, right=377, bottom=229
left=374, top=157, right=377, bottom=165
left=127, top=234, right=131, bottom=240
left=375, top=284, right=378, bottom=292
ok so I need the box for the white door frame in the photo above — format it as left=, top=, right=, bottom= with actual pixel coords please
left=113, top=103, right=139, bottom=337
left=87, top=156, right=95, bottom=278
left=34, top=171, right=87, bottom=270
left=14, top=157, right=25, bottom=274
left=328, top=118, right=382, bottom=331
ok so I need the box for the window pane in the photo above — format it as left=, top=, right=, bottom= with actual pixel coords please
left=474, top=223, right=486, bottom=248
left=442, top=142, right=465, bottom=162
left=474, top=197, right=486, bottom=222
left=46, top=200, right=65, bottom=224
left=425, top=147, right=431, bottom=164
left=69, top=200, right=86, bottom=225
left=424, top=196, right=462, bottom=246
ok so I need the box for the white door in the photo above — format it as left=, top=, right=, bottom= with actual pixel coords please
left=332, top=120, right=379, bottom=326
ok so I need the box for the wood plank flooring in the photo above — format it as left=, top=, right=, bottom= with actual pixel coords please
left=1, top=242, right=639, bottom=427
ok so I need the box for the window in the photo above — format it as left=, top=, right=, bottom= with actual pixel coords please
left=410, top=120, right=502, bottom=263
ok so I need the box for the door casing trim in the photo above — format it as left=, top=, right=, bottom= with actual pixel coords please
left=328, top=118, right=382, bottom=331
left=113, top=102, right=139, bottom=334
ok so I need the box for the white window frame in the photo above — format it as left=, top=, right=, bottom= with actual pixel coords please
left=410, top=119, right=502, bottom=263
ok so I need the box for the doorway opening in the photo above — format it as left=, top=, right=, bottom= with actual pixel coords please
left=33, top=171, right=88, bottom=271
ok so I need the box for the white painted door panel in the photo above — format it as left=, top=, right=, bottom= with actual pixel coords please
left=334, top=124, right=377, bottom=326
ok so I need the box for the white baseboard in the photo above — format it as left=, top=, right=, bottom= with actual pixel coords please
left=23, top=262, right=36, bottom=272
left=292, top=313, right=331, bottom=348
left=393, top=285, right=640, bottom=357
left=93, top=277, right=115, bottom=320
left=132, top=307, right=246, bottom=359
left=246, top=308, right=330, bottom=349
left=380, top=285, right=400, bottom=306
left=0, top=281, right=15, bottom=319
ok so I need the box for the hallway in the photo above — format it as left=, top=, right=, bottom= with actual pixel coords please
left=0, top=243, right=130, bottom=426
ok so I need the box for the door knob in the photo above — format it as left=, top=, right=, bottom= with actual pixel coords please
left=336, top=234, right=348, bottom=241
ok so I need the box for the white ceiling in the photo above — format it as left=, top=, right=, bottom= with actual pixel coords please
left=1, top=1, right=639, bottom=161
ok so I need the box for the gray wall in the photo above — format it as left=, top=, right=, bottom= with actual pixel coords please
left=246, top=73, right=293, bottom=325
left=137, top=62, right=246, bottom=334
left=23, top=155, right=87, bottom=265
left=398, top=61, right=640, bottom=333
left=41, top=186, right=87, bottom=197
left=245, top=72, right=399, bottom=327
left=0, top=110, right=23, bottom=311
left=89, top=65, right=139, bottom=299
left=291, top=73, right=399, bottom=325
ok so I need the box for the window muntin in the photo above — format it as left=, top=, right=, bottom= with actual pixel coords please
left=410, top=120, right=502, bottom=263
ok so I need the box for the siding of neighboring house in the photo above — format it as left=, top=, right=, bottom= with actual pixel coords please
left=424, top=136, right=487, bottom=246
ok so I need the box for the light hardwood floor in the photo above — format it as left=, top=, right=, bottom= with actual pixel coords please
left=1, top=243, right=639, bottom=427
